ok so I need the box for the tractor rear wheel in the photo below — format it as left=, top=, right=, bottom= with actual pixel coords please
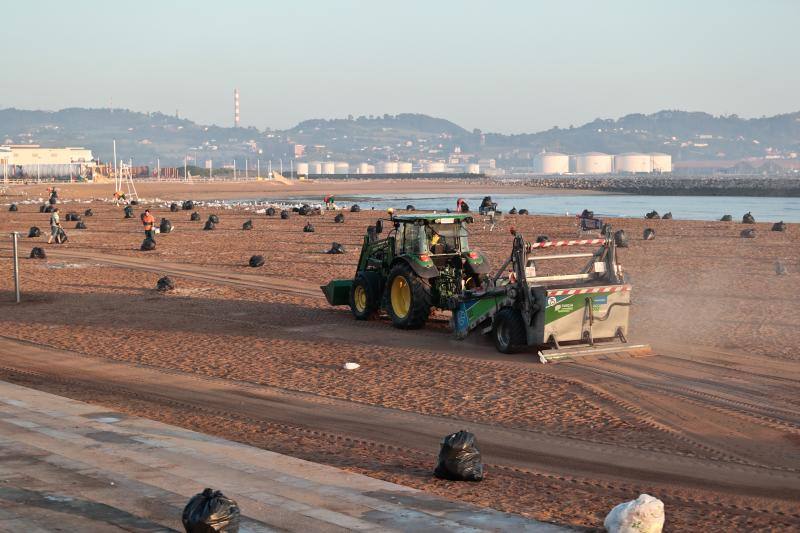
left=350, top=273, right=379, bottom=320
left=386, top=263, right=431, bottom=329
left=493, top=307, right=527, bottom=353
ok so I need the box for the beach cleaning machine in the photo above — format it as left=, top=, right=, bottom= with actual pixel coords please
left=322, top=215, right=648, bottom=362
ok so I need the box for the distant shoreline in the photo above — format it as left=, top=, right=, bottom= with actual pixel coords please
left=520, top=176, right=800, bottom=197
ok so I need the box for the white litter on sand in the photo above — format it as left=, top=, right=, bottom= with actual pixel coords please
left=604, top=494, right=664, bottom=533
left=343, top=362, right=360, bottom=370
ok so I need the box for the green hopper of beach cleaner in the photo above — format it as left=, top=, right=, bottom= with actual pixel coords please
left=321, top=279, right=353, bottom=306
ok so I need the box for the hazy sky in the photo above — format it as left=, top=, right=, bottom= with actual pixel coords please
left=3, top=0, right=798, bottom=133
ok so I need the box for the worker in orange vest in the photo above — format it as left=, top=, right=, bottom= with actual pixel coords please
left=141, top=209, right=156, bottom=243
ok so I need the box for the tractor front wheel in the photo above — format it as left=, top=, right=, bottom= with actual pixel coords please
left=386, top=263, right=431, bottom=329
left=493, top=307, right=527, bottom=353
left=350, top=273, right=379, bottom=320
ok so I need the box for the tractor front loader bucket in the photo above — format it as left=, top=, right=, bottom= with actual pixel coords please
left=321, top=279, right=353, bottom=306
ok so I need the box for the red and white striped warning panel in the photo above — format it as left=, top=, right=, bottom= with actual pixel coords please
left=547, top=285, right=631, bottom=297
left=529, top=238, right=605, bottom=249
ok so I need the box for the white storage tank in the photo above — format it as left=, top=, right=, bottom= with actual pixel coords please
left=425, top=162, right=445, bottom=173
left=357, top=162, right=374, bottom=174
left=575, top=152, right=613, bottom=174
left=309, top=161, right=322, bottom=174
left=533, top=152, right=569, bottom=175
left=295, top=162, right=309, bottom=176
left=650, top=153, right=672, bottom=173
left=397, top=162, right=413, bottom=173
left=615, top=153, right=652, bottom=173
left=334, top=162, right=350, bottom=174
left=321, top=161, right=335, bottom=175
left=465, top=163, right=480, bottom=174
left=377, top=161, right=399, bottom=174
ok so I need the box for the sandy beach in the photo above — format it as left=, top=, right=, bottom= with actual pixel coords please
left=1, top=182, right=798, bottom=531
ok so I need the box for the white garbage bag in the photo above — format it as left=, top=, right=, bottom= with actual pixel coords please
left=604, top=494, right=664, bottom=533
left=343, top=362, right=360, bottom=370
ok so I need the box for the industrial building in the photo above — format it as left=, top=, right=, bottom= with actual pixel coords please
left=649, top=153, right=672, bottom=173
left=1, top=145, right=95, bottom=179
left=575, top=152, right=613, bottom=174
left=533, top=152, right=569, bottom=175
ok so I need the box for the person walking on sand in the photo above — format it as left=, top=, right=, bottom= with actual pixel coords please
left=141, top=209, right=156, bottom=243
left=46, top=207, right=61, bottom=244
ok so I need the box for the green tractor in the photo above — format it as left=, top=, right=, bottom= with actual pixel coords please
left=321, top=213, right=491, bottom=328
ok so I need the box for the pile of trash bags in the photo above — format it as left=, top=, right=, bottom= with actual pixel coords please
left=720, top=214, right=733, bottom=221
left=28, top=226, right=41, bottom=238
left=327, top=242, right=345, bottom=254
left=160, top=219, right=173, bottom=234
left=661, top=212, right=672, bottom=219
left=75, top=221, right=87, bottom=230
left=182, top=488, right=240, bottom=533
left=303, top=222, right=315, bottom=233
left=249, top=255, right=265, bottom=267
left=604, top=494, right=664, bottom=533
left=433, top=430, right=484, bottom=481
left=350, top=204, right=361, bottom=213
left=65, top=212, right=81, bottom=222
left=182, top=200, right=195, bottom=210
left=772, top=221, right=786, bottom=232
left=30, top=247, right=46, bottom=259
left=334, top=213, right=345, bottom=223
left=156, top=276, right=175, bottom=292
left=518, top=209, right=529, bottom=215
left=643, top=228, right=656, bottom=240
left=645, top=210, right=659, bottom=219
left=614, top=229, right=629, bottom=248
left=280, top=210, right=290, bottom=220
left=742, top=212, right=755, bottom=224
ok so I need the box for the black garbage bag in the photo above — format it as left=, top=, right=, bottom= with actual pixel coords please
left=535, top=235, right=550, bottom=243
left=434, top=430, right=484, bottom=482
left=156, top=276, right=175, bottom=292
left=141, top=238, right=156, bottom=250
left=280, top=210, right=290, bottom=220
left=30, top=247, right=46, bottom=259
left=64, top=213, right=73, bottom=221
left=242, top=219, right=253, bottom=230
left=334, top=213, right=345, bottom=223
left=303, top=222, right=315, bottom=233
left=75, top=221, right=87, bottom=230
left=350, top=204, right=361, bottom=213
left=643, top=228, right=656, bottom=240
left=742, top=212, right=755, bottom=224
left=54, top=227, right=68, bottom=244
left=70, top=213, right=81, bottom=222
left=645, top=210, right=659, bottom=219
left=44, top=204, right=54, bottom=213
left=182, top=488, right=240, bottom=533
left=28, top=226, right=41, bottom=238
left=191, top=212, right=201, bottom=221
left=291, top=206, right=300, bottom=213
left=9, top=204, right=17, bottom=212
left=182, top=200, right=195, bottom=210
left=406, top=204, right=415, bottom=211
left=614, top=229, right=629, bottom=248
left=518, top=209, right=529, bottom=215
left=662, top=212, right=673, bottom=220
left=459, top=201, right=470, bottom=212
left=84, top=208, right=93, bottom=217
left=740, top=228, right=756, bottom=239
left=203, top=220, right=215, bottom=231
left=772, top=221, right=786, bottom=232
left=508, top=207, right=517, bottom=215
left=208, top=214, right=219, bottom=224
left=160, top=218, right=173, bottom=233
left=298, top=204, right=311, bottom=216
left=266, top=207, right=276, bottom=216
left=327, top=242, right=345, bottom=254
left=124, top=206, right=134, bottom=218
left=480, top=196, right=493, bottom=209
left=720, top=214, right=733, bottom=221
left=48, top=196, right=57, bottom=205
left=249, top=255, right=265, bottom=267
left=40, top=204, right=47, bottom=213
left=170, top=203, right=179, bottom=212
